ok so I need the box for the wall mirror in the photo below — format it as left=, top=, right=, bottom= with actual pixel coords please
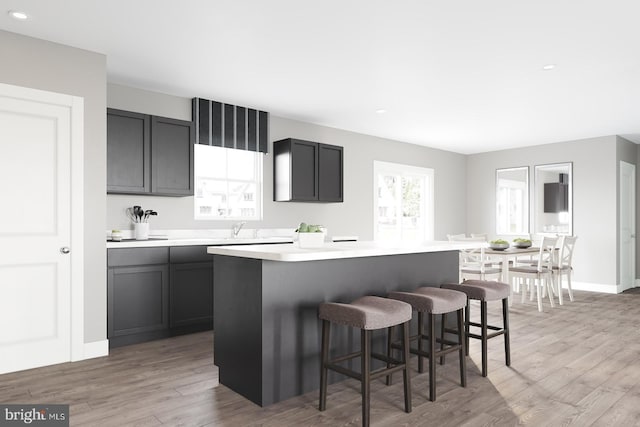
left=496, top=167, right=529, bottom=235
left=534, top=162, right=572, bottom=235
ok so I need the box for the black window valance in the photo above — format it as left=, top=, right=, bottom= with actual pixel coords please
left=192, top=97, right=269, bottom=153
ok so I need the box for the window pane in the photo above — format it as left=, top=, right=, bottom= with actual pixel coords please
left=195, top=144, right=226, bottom=178
left=194, top=145, right=262, bottom=220
left=227, top=149, right=255, bottom=180
left=374, top=162, right=433, bottom=243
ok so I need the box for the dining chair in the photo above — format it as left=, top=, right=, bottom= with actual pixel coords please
left=459, top=246, right=502, bottom=282
left=552, top=235, right=578, bottom=304
left=509, top=236, right=558, bottom=312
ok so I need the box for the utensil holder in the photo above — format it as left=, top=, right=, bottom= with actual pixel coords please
left=134, top=223, right=149, bottom=240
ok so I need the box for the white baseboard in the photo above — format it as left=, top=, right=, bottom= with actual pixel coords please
left=570, top=281, right=620, bottom=294
left=635, top=279, right=640, bottom=288
left=82, top=339, right=109, bottom=360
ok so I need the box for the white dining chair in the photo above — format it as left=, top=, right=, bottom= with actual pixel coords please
left=509, top=236, right=558, bottom=312
left=459, top=246, right=502, bottom=282
left=552, top=235, right=578, bottom=304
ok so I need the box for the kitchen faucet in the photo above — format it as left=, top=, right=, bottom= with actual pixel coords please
left=232, top=221, right=246, bottom=238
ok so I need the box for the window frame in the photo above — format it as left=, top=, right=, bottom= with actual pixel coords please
left=373, top=160, right=435, bottom=242
left=194, top=145, right=264, bottom=221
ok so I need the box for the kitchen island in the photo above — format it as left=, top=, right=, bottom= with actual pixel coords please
left=207, top=240, right=481, bottom=406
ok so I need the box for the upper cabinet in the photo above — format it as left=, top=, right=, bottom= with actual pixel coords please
left=273, top=138, right=343, bottom=202
left=107, top=109, right=151, bottom=194
left=107, top=108, right=194, bottom=196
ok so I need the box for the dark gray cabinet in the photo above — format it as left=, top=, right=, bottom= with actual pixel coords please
left=107, top=109, right=151, bottom=194
left=151, top=116, right=194, bottom=196
left=107, top=245, right=213, bottom=348
left=107, top=108, right=194, bottom=196
left=169, top=246, right=213, bottom=331
left=107, top=247, right=170, bottom=348
left=318, top=143, right=344, bottom=202
left=273, top=138, right=343, bottom=202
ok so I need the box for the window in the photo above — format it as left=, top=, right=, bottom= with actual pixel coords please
left=496, top=167, right=529, bottom=235
left=194, top=145, right=263, bottom=220
left=373, top=161, right=434, bottom=243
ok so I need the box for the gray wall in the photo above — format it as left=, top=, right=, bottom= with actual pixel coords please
left=0, top=31, right=107, bottom=343
left=467, top=136, right=618, bottom=289
left=107, top=84, right=468, bottom=240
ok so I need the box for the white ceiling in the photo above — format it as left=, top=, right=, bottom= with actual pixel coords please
left=1, top=0, right=639, bottom=154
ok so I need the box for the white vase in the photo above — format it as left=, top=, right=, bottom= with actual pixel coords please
left=134, top=223, right=149, bottom=240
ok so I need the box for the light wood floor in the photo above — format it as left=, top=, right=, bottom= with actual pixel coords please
left=2, top=289, right=640, bottom=426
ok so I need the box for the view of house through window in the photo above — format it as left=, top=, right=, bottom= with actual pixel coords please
left=374, top=161, right=434, bottom=242
left=194, top=144, right=263, bottom=220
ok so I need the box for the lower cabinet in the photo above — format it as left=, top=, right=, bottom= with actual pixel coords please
left=108, top=264, right=170, bottom=348
left=170, top=261, right=213, bottom=331
left=107, top=246, right=213, bottom=348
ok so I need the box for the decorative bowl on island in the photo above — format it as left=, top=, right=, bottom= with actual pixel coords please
left=489, top=239, right=510, bottom=251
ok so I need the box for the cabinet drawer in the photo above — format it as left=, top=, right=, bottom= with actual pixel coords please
left=108, top=247, right=169, bottom=267
left=169, top=245, right=211, bottom=263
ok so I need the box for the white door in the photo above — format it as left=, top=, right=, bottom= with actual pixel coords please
left=619, top=161, right=636, bottom=291
left=0, top=83, right=83, bottom=374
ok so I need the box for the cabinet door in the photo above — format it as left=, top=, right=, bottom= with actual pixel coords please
left=151, top=116, right=194, bottom=196
left=107, top=109, right=151, bottom=194
left=107, top=264, right=169, bottom=339
left=291, top=139, right=319, bottom=201
left=170, top=261, right=213, bottom=329
left=318, top=143, right=343, bottom=202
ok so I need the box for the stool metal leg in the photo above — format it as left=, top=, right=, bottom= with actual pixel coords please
left=428, top=313, right=436, bottom=401
left=502, top=298, right=511, bottom=367
left=418, top=311, right=425, bottom=373
left=481, top=300, right=488, bottom=377
left=457, top=308, right=467, bottom=387
left=402, top=321, right=412, bottom=413
left=319, top=320, right=330, bottom=411
left=361, top=329, right=371, bottom=427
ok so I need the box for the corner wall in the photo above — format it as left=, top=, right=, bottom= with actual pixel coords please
left=0, top=30, right=107, bottom=343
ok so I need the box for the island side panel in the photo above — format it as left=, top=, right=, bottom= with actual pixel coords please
left=260, top=250, right=459, bottom=406
left=213, top=254, right=263, bottom=404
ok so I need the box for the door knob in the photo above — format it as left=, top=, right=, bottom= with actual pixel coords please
left=60, top=247, right=70, bottom=254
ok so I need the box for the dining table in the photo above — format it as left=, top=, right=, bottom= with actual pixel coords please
left=484, top=246, right=541, bottom=297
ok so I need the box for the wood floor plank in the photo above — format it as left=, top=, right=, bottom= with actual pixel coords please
left=1, top=290, right=639, bottom=426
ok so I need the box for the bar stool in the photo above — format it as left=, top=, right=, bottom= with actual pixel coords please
left=441, top=280, right=511, bottom=377
left=387, top=287, right=467, bottom=401
left=318, top=296, right=412, bottom=427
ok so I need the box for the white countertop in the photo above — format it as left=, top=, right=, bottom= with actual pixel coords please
left=206, top=240, right=485, bottom=262
left=106, top=236, right=294, bottom=249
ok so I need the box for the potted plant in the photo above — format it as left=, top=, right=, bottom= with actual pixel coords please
left=295, top=222, right=325, bottom=248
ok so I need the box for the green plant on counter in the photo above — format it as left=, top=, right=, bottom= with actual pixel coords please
left=296, top=222, right=323, bottom=233
left=490, top=239, right=509, bottom=244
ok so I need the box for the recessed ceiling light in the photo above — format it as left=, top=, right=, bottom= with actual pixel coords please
left=8, top=10, right=29, bottom=20
left=542, top=64, right=556, bottom=71
left=376, top=109, right=387, bottom=114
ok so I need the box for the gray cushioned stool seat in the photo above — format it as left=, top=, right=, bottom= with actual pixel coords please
left=319, top=296, right=412, bottom=330
left=388, top=287, right=466, bottom=314
left=442, top=280, right=510, bottom=301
